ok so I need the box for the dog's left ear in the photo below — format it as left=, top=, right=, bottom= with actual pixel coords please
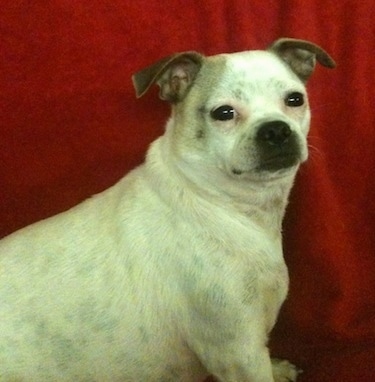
left=269, top=38, right=336, bottom=82
left=132, top=52, right=204, bottom=102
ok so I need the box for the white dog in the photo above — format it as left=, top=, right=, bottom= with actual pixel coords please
left=0, top=38, right=335, bottom=381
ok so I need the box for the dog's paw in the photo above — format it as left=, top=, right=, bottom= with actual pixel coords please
left=271, top=358, right=302, bottom=382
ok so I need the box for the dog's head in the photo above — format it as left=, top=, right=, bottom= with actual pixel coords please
left=133, top=38, right=335, bottom=184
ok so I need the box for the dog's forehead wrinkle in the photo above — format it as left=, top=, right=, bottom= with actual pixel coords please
left=230, top=79, right=290, bottom=102
left=201, top=58, right=304, bottom=106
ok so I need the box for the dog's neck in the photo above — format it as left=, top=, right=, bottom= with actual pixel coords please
left=145, top=136, right=297, bottom=236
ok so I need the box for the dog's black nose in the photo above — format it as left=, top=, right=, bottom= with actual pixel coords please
left=256, top=121, right=292, bottom=146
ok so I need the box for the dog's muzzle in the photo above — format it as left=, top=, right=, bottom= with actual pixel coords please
left=255, top=120, right=301, bottom=172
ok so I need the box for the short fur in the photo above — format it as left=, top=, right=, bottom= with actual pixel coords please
left=0, top=38, right=335, bottom=381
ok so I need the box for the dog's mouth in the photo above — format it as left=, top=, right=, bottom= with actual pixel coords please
left=231, top=152, right=300, bottom=176
left=256, top=152, right=301, bottom=172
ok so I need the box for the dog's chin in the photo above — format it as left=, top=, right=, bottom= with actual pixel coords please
left=256, top=154, right=301, bottom=172
left=230, top=155, right=301, bottom=180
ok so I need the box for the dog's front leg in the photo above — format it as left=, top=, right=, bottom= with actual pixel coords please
left=193, top=339, right=299, bottom=382
left=189, top=318, right=275, bottom=382
left=199, top=344, right=299, bottom=382
left=187, top=303, right=299, bottom=382
left=198, top=339, right=274, bottom=382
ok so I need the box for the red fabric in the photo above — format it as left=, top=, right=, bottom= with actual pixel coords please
left=1, top=1, right=374, bottom=380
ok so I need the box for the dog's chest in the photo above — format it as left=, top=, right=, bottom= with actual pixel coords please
left=180, top=220, right=289, bottom=326
left=242, top=258, right=289, bottom=330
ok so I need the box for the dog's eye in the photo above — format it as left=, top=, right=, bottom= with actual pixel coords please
left=285, top=92, right=304, bottom=107
left=210, top=105, right=236, bottom=121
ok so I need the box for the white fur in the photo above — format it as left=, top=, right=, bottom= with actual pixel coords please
left=0, top=49, right=310, bottom=381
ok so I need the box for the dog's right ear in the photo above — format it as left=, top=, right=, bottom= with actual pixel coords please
left=132, top=52, right=204, bottom=102
left=268, top=38, right=336, bottom=82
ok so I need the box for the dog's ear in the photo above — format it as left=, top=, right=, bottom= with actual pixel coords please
left=132, top=52, right=204, bottom=102
left=268, top=38, right=336, bottom=82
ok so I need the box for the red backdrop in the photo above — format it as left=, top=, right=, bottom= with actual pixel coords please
left=1, top=1, right=374, bottom=381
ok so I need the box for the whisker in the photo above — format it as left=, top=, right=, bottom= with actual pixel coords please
left=306, top=135, right=325, bottom=163
left=308, top=144, right=324, bottom=160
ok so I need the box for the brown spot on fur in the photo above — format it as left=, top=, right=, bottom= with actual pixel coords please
left=233, top=87, right=250, bottom=103
left=196, top=129, right=205, bottom=139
